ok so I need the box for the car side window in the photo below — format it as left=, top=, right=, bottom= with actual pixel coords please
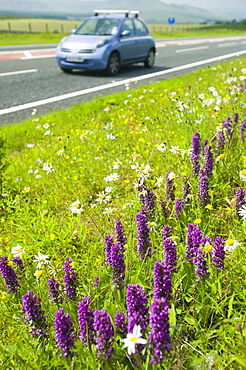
left=120, top=19, right=135, bottom=36
left=134, top=19, right=148, bottom=36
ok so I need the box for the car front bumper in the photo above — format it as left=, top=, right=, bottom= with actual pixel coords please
left=57, top=57, right=109, bottom=70
left=56, top=47, right=111, bottom=71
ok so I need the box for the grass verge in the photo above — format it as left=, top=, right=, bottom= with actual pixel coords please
left=0, top=56, right=246, bottom=369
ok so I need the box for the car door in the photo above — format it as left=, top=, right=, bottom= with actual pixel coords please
left=118, top=19, right=139, bottom=63
left=133, top=18, right=152, bottom=59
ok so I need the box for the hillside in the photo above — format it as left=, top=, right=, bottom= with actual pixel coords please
left=0, top=0, right=233, bottom=23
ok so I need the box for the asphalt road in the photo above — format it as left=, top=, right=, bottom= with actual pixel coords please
left=0, top=35, right=246, bottom=125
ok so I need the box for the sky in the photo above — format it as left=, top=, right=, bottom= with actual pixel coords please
left=164, top=0, right=246, bottom=11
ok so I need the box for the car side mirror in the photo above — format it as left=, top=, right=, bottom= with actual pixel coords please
left=70, top=29, right=76, bottom=34
left=120, top=30, right=131, bottom=37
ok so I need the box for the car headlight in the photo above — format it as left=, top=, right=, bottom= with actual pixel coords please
left=95, top=39, right=108, bottom=48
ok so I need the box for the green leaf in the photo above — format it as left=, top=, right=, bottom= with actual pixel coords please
left=169, top=303, right=176, bottom=327
left=184, top=315, right=198, bottom=327
left=227, top=292, right=235, bottom=319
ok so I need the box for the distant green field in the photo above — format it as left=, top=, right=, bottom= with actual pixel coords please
left=0, top=17, right=245, bottom=45
left=0, top=18, right=80, bottom=34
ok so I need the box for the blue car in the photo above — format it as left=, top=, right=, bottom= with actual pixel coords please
left=56, top=10, right=156, bottom=75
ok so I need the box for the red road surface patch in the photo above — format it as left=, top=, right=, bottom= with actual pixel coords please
left=1, top=36, right=246, bottom=60
left=0, top=52, right=26, bottom=60
left=0, top=49, right=56, bottom=60
left=22, top=50, right=55, bottom=58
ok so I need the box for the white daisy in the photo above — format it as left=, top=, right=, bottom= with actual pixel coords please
left=239, top=169, right=246, bottom=181
left=103, top=173, right=119, bottom=182
left=155, top=176, right=164, bottom=187
left=43, top=163, right=54, bottom=174
left=139, top=164, right=153, bottom=177
left=33, top=251, right=50, bottom=269
left=198, top=93, right=205, bottom=100
left=106, top=133, right=117, bottom=140
left=169, top=146, right=180, bottom=154
left=57, top=149, right=64, bottom=156
left=11, top=244, right=25, bottom=257
left=96, top=191, right=111, bottom=204
left=148, top=221, right=157, bottom=231
left=167, top=172, right=176, bottom=181
left=103, top=207, right=113, bottom=215
left=121, top=325, right=147, bottom=355
left=70, top=200, right=83, bottom=214
left=105, top=186, right=112, bottom=193
left=224, top=239, right=241, bottom=252
left=132, top=153, right=142, bottom=162
left=156, top=143, right=166, bottom=152
left=122, top=203, right=132, bottom=209
left=113, top=159, right=122, bottom=169
left=133, top=177, right=145, bottom=188
left=238, top=205, right=246, bottom=219
left=180, top=148, right=192, bottom=156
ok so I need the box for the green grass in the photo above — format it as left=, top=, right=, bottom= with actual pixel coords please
left=0, top=17, right=245, bottom=45
left=0, top=54, right=246, bottom=369
left=0, top=32, right=63, bottom=45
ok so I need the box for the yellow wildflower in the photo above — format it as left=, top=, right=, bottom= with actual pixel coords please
left=50, top=234, right=55, bottom=241
left=194, top=218, right=202, bottom=224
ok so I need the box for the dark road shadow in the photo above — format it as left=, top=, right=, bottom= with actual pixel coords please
left=60, top=64, right=171, bottom=80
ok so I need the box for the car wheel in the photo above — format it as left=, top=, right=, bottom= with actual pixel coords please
left=106, top=52, right=120, bottom=76
left=60, top=67, right=72, bottom=73
left=144, top=49, right=155, bottom=68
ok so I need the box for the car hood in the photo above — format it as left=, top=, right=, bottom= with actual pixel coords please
left=60, top=34, right=113, bottom=50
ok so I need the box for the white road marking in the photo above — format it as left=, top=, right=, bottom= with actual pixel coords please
left=218, top=42, right=237, bottom=47
left=0, top=69, right=37, bottom=77
left=0, top=48, right=55, bottom=56
left=0, top=49, right=246, bottom=116
left=176, top=46, right=209, bottom=53
left=156, top=35, right=246, bottom=48
left=24, top=51, right=33, bottom=58
left=21, top=55, right=55, bottom=60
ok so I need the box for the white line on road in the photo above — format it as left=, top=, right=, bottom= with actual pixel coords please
left=176, top=46, right=209, bottom=53
left=218, top=42, right=237, bottom=47
left=21, top=54, right=55, bottom=60
left=0, top=69, right=38, bottom=77
left=0, top=48, right=55, bottom=55
left=0, top=49, right=246, bottom=116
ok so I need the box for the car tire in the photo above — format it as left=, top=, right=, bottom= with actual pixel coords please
left=144, top=49, right=155, bottom=68
left=106, top=52, right=120, bottom=76
left=60, top=67, right=72, bottom=73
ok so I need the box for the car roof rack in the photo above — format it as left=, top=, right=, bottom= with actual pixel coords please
left=94, top=10, right=140, bottom=18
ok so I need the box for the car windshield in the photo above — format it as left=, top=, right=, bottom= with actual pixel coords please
left=75, top=18, right=120, bottom=36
